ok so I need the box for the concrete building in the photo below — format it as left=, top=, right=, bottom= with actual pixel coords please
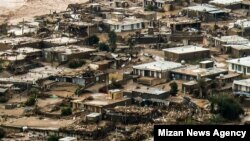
left=183, top=4, right=230, bottom=22
left=213, top=35, right=249, bottom=47
left=143, top=0, right=173, bottom=11
left=124, top=86, right=169, bottom=99
left=223, top=43, right=250, bottom=57
left=43, top=45, right=96, bottom=62
left=227, top=56, right=250, bottom=75
left=233, top=79, right=250, bottom=96
left=42, top=37, right=80, bottom=48
left=59, top=137, right=77, bottom=141
left=72, top=93, right=130, bottom=113
left=160, top=16, right=201, bottom=32
left=171, top=65, right=228, bottom=80
left=133, top=61, right=183, bottom=80
left=209, top=0, right=242, bottom=9
left=103, top=16, right=144, bottom=32
left=163, top=45, right=210, bottom=62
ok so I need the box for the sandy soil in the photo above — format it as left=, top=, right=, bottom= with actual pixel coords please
left=0, top=0, right=88, bottom=24
left=2, top=116, right=74, bottom=129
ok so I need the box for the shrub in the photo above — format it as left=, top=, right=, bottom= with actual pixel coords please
left=169, top=82, right=178, bottom=96
left=61, top=107, right=72, bottom=116
left=68, top=59, right=86, bottom=69
left=25, top=95, right=36, bottom=106
left=0, top=128, right=5, bottom=139
left=47, top=135, right=59, bottom=141
left=86, top=35, right=99, bottom=45
left=98, top=43, right=110, bottom=51
left=0, top=97, right=8, bottom=103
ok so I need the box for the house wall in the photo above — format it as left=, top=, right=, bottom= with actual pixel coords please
left=228, top=63, right=250, bottom=75
left=133, top=68, right=168, bottom=79
left=164, top=50, right=210, bottom=62
left=231, top=48, right=250, bottom=58
left=109, top=23, right=142, bottom=32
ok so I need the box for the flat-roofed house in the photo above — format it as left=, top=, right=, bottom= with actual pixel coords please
left=233, top=79, right=250, bottom=96
left=163, top=45, right=210, bottom=62
left=43, top=45, right=96, bottom=62
left=227, top=56, right=250, bottom=75
left=133, top=61, right=183, bottom=80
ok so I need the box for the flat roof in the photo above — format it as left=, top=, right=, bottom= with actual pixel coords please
left=227, top=56, right=250, bottom=67
left=171, top=65, right=228, bottom=77
left=59, top=137, right=77, bottom=141
left=213, top=35, right=249, bottom=45
left=44, top=45, right=96, bottom=55
left=103, top=16, right=144, bottom=25
left=87, top=112, right=102, bottom=118
left=224, top=43, right=250, bottom=50
left=234, top=79, right=250, bottom=87
left=184, top=4, right=228, bottom=13
left=133, top=61, right=183, bottom=71
left=0, top=37, right=40, bottom=46
left=210, top=0, right=242, bottom=5
left=235, top=19, right=250, bottom=28
left=163, top=45, right=209, bottom=54
left=132, top=87, right=167, bottom=95
left=43, top=37, right=79, bottom=44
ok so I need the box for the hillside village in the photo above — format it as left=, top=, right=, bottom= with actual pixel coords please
left=0, top=0, right=250, bottom=140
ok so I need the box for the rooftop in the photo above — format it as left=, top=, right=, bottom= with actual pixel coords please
left=234, top=79, right=250, bottom=87
left=184, top=4, right=229, bottom=13
left=227, top=56, right=250, bottom=67
left=132, top=87, right=168, bottom=95
left=171, top=65, right=228, bottom=77
left=59, top=137, right=77, bottom=141
left=0, top=37, right=40, bottom=46
left=133, top=61, right=183, bottom=71
left=44, top=45, right=96, bottom=55
left=210, top=0, right=242, bottom=5
left=103, top=16, right=144, bottom=25
left=86, top=113, right=102, bottom=118
left=163, top=45, right=209, bottom=54
left=213, top=35, right=249, bottom=45
left=160, top=16, right=200, bottom=24
left=235, top=19, right=250, bottom=28
left=43, top=37, right=79, bottom=45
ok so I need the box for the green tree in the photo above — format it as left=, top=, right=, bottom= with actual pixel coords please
left=127, top=37, right=135, bottom=57
left=0, top=128, right=5, bottom=139
left=169, top=82, right=178, bottom=96
left=25, top=95, right=36, bottom=106
left=108, top=31, right=117, bottom=52
left=68, top=59, right=86, bottom=69
left=210, top=95, right=244, bottom=120
left=47, top=135, right=59, bottom=141
left=197, top=78, right=207, bottom=98
left=61, top=107, right=72, bottom=116
left=86, top=35, right=99, bottom=46
left=98, top=43, right=110, bottom=51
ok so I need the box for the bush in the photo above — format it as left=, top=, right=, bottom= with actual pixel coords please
left=0, top=97, right=8, bottom=103
left=0, top=128, right=5, bottom=139
left=98, top=43, right=110, bottom=51
left=169, top=82, right=178, bottom=96
left=61, top=107, right=72, bottom=116
left=210, top=95, right=244, bottom=120
left=47, top=135, right=59, bottom=141
left=68, top=59, right=86, bottom=69
left=25, top=95, right=36, bottom=106
left=86, top=35, right=99, bottom=45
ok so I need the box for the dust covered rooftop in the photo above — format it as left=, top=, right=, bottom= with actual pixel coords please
left=163, top=45, right=209, bottom=54
left=133, top=61, right=183, bottom=71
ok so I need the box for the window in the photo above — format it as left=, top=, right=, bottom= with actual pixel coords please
left=248, top=67, right=250, bottom=73
left=122, top=25, right=124, bottom=29
left=238, top=65, right=242, bottom=71
left=232, top=64, right=235, bottom=70
left=116, top=25, right=119, bottom=29
left=137, top=23, right=140, bottom=28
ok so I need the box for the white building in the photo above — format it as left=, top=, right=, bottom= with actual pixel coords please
left=103, top=16, right=144, bottom=32
left=133, top=61, right=183, bottom=79
left=209, top=0, right=242, bottom=6
left=213, top=35, right=249, bottom=46
left=233, top=79, right=250, bottom=96
left=227, top=56, right=250, bottom=75
left=143, top=0, right=172, bottom=9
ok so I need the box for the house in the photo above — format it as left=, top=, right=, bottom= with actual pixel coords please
left=171, top=65, right=228, bottom=80
left=209, top=0, right=242, bottom=9
left=233, top=79, right=250, bottom=96
left=160, top=16, right=201, bottom=32
left=103, top=16, right=144, bottom=32
left=143, top=0, right=173, bottom=11
left=182, top=4, right=230, bottom=22
left=0, top=37, right=41, bottom=50
left=43, top=45, right=96, bottom=62
left=230, top=19, right=250, bottom=36
left=216, top=73, right=240, bottom=90
left=42, top=37, right=80, bottom=48
left=86, top=113, right=102, bottom=122
left=133, top=61, right=183, bottom=80
left=72, top=92, right=130, bottom=113
left=223, top=43, right=250, bottom=57
left=163, top=45, right=210, bottom=62
left=213, top=35, right=249, bottom=48
left=124, top=86, right=169, bottom=99
left=0, top=83, right=13, bottom=96
left=0, top=47, right=42, bottom=63
left=227, top=56, right=250, bottom=75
